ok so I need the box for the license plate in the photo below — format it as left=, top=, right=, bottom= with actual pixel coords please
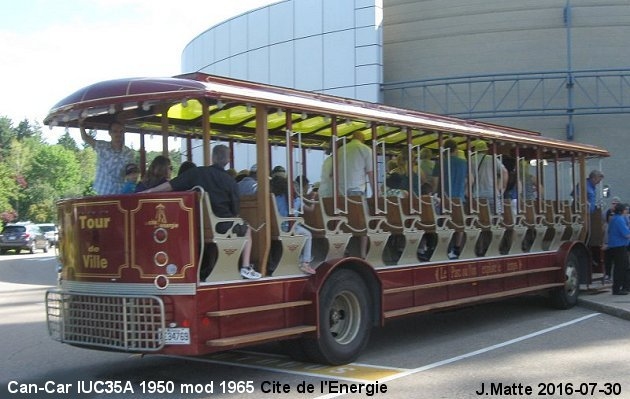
left=161, top=328, right=190, bottom=345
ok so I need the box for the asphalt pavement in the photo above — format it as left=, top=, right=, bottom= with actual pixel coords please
left=578, top=279, right=630, bottom=321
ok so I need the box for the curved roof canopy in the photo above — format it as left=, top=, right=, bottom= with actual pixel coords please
left=44, top=73, right=609, bottom=159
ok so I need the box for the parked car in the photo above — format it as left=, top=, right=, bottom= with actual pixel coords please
left=37, top=223, right=59, bottom=247
left=0, top=223, right=49, bottom=254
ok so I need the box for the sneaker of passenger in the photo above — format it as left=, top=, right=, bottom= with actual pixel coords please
left=300, top=263, right=316, bottom=275
left=447, top=250, right=459, bottom=260
left=240, top=265, right=262, bottom=279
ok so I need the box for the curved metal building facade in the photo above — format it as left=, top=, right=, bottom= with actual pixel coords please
left=181, top=0, right=383, bottom=103
left=182, top=0, right=630, bottom=200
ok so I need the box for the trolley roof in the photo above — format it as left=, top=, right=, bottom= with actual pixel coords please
left=44, top=73, right=609, bottom=159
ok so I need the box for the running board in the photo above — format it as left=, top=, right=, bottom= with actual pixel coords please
left=206, top=300, right=312, bottom=317
left=206, top=325, right=316, bottom=347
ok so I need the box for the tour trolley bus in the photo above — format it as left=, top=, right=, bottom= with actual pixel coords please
left=44, top=73, right=608, bottom=365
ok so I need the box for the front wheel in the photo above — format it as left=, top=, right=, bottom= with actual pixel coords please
left=550, top=251, right=580, bottom=309
left=302, top=269, right=373, bottom=365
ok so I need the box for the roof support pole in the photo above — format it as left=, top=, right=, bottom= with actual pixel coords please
left=161, top=112, right=169, bottom=156
left=201, top=99, right=211, bottom=166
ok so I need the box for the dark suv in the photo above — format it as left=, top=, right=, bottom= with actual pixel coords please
left=0, top=223, right=49, bottom=254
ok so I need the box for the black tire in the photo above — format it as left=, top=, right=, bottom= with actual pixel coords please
left=550, top=251, right=580, bottom=309
left=302, top=269, right=373, bottom=365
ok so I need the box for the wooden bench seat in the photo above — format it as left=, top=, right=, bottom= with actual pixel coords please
left=302, top=197, right=351, bottom=261
left=522, top=200, right=547, bottom=252
left=558, top=200, right=584, bottom=241
left=269, top=195, right=307, bottom=276
left=417, top=194, right=454, bottom=261
left=542, top=200, right=567, bottom=251
left=382, top=196, right=424, bottom=264
left=342, top=196, right=391, bottom=267
left=501, top=199, right=528, bottom=254
left=200, top=190, right=248, bottom=282
left=472, top=198, right=504, bottom=257
left=443, top=196, right=480, bottom=259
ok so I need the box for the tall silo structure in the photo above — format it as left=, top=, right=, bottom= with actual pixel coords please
left=382, top=0, right=630, bottom=201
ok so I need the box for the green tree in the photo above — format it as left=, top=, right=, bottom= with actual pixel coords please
left=4, top=138, right=34, bottom=219
left=24, top=183, right=56, bottom=222
left=58, top=129, right=80, bottom=152
left=0, top=162, right=18, bottom=223
left=76, top=147, right=96, bottom=193
left=14, top=119, right=42, bottom=141
left=29, top=145, right=82, bottom=197
left=0, top=117, right=97, bottom=222
left=0, top=116, right=14, bottom=160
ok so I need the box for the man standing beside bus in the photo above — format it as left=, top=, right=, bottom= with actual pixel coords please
left=80, top=121, right=136, bottom=195
left=607, top=203, right=630, bottom=295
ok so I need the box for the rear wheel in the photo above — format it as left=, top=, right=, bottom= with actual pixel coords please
left=550, top=251, right=580, bottom=309
left=302, top=269, right=373, bottom=365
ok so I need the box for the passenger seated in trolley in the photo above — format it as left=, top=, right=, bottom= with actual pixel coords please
left=432, top=139, right=467, bottom=259
left=139, top=145, right=261, bottom=280
left=271, top=174, right=316, bottom=275
left=417, top=182, right=439, bottom=261
left=471, top=140, right=508, bottom=214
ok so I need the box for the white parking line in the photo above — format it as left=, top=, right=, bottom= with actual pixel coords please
left=156, top=313, right=600, bottom=398
left=314, top=313, right=600, bottom=399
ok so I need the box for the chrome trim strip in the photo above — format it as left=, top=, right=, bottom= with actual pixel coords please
left=61, top=281, right=196, bottom=295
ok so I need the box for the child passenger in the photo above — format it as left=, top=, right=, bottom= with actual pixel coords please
left=121, top=163, right=140, bottom=194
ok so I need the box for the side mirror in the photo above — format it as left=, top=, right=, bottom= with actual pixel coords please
left=602, top=184, right=610, bottom=198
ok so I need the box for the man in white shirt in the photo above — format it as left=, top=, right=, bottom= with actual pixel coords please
left=337, top=131, right=374, bottom=259
left=471, top=140, right=508, bottom=213
left=337, top=131, right=374, bottom=196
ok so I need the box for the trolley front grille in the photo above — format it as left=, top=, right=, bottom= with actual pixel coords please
left=46, top=290, right=166, bottom=352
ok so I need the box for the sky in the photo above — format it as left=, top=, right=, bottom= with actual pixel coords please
left=0, top=0, right=278, bottom=148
